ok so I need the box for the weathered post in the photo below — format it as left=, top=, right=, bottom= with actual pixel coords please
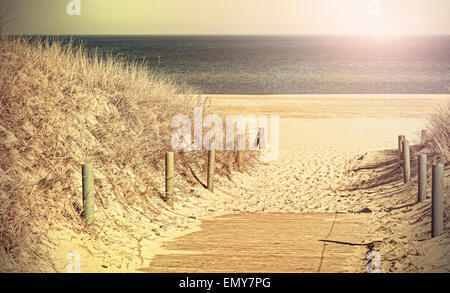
left=402, top=140, right=410, bottom=183
left=418, top=154, right=427, bottom=202
left=431, top=163, right=444, bottom=237
left=207, top=140, right=215, bottom=192
left=421, top=130, right=430, bottom=145
left=237, top=134, right=244, bottom=172
left=237, top=151, right=243, bottom=172
left=398, top=135, right=405, bottom=162
left=258, top=127, right=266, bottom=150
left=82, top=163, right=95, bottom=226
left=165, top=152, right=174, bottom=207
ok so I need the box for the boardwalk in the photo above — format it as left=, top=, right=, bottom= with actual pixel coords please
left=140, top=212, right=369, bottom=273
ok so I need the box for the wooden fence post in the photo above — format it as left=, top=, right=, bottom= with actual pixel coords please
left=237, top=134, right=244, bottom=172
left=432, top=163, right=444, bottom=237
left=258, top=127, right=266, bottom=150
left=165, top=152, right=174, bottom=208
left=403, top=139, right=410, bottom=183
left=207, top=140, right=215, bottom=192
left=421, top=130, right=430, bottom=145
left=398, top=135, right=405, bottom=162
left=418, top=154, right=427, bottom=202
left=82, top=163, right=95, bottom=226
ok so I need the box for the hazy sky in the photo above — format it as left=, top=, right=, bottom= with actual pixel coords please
left=2, top=0, right=449, bottom=35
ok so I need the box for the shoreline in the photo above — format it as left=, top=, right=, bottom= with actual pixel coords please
left=207, top=94, right=449, bottom=120
left=203, top=94, right=450, bottom=100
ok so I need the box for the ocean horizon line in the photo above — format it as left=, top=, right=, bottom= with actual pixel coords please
left=9, top=33, right=450, bottom=38
left=203, top=94, right=450, bottom=99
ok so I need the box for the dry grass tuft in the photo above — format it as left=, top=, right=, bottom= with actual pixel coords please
left=0, top=36, right=255, bottom=271
left=427, top=101, right=450, bottom=164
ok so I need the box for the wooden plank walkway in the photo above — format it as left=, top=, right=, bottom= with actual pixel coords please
left=140, top=212, right=369, bottom=273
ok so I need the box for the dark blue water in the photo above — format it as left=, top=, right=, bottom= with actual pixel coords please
left=61, top=35, right=449, bottom=94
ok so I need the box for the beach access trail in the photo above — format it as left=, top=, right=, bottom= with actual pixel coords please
left=43, top=95, right=446, bottom=273
left=142, top=143, right=374, bottom=273
left=142, top=212, right=369, bottom=273
left=137, top=95, right=447, bottom=273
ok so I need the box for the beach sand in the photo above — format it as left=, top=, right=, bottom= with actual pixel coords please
left=208, top=94, right=450, bottom=272
left=44, top=94, right=450, bottom=273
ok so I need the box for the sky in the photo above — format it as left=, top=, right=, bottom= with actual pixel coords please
left=1, top=0, right=449, bottom=35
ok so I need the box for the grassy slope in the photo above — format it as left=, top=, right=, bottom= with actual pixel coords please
left=0, top=37, right=252, bottom=272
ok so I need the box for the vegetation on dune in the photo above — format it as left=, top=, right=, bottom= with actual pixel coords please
left=427, top=101, right=450, bottom=165
left=0, top=37, right=254, bottom=271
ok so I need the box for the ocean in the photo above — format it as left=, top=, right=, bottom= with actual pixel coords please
left=60, top=35, right=449, bottom=95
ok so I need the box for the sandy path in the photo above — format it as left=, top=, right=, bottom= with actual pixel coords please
left=142, top=144, right=371, bottom=273
left=137, top=95, right=448, bottom=273
left=142, top=212, right=369, bottom=273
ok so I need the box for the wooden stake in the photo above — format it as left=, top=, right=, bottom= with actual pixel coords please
left=403, top=139, right=410, bottom=183
left=432, top=163, right=444, bottom=237
left=398, top=135, right=405, bottom=162
left=258, top=127, right=266, bottom=149
left=421, top=130, right=429, bottom=145
left=418, top=154, right=427, bottom=202
left=207, top=140, right=215, bottom=192
left=237, top=134, right=244, bottom=172
left=165, top=152, right=174, bottom=207
left=82, top=163, right=94, bottom=226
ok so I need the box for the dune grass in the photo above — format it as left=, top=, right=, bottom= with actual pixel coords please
left=0, top=36, right=255, bottom=271
left=427, top=101, right=450, bottom=164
